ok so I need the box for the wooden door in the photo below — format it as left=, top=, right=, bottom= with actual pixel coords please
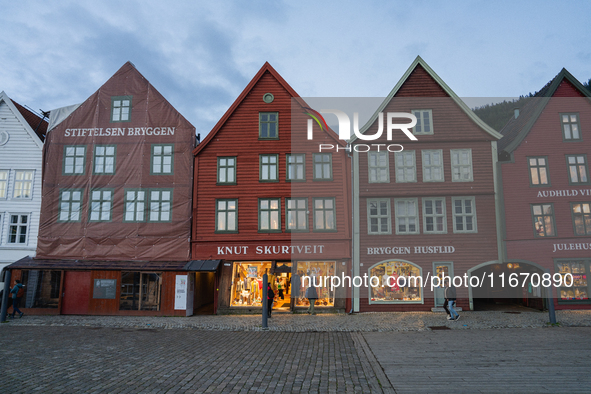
left=61, top=271, right=91, bottom=315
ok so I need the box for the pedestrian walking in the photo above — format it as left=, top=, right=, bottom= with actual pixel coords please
left=266, top=283, right=275, bottom=318
left=445, top=283, right=459, bottom=321
left=10, top=279, right=25, bottom=318
left=305, top=281, right=318, bottom=315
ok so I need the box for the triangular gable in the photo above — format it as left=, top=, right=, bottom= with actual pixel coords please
left=499, top=68, right=591, bottom=154
left=0, top=91, right=44, bottom=149
left=349, top=56, right=502, bottom=143
left=194, top=62, right=343, bottom=155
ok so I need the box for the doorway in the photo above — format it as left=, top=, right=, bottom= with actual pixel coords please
left=61, top=271, right=91, bottom=315
left=273, top=262, right=292, bottom=312
left=193, top=272, right=216, bottom=315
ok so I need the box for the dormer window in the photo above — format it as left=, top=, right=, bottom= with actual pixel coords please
left=111, top=96, right=132, bottom=122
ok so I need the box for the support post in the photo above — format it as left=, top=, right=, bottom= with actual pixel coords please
left=1, top=270, right=12, bottom=323
left=262, top=273, right=268, bottom=328
left=547, top=285, right=556, bottom=324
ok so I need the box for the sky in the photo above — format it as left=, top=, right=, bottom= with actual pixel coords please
left=1, top=0, right=590, bottom=135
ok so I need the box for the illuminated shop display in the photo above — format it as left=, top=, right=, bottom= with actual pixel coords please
left=369, top=261, right=422, bottom=303
left=295, top=261, right=336, bottom=307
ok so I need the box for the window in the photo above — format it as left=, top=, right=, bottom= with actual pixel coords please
left=149, top=190, right=172, bottom=222
left=394, top=198, right=419, bottom=234
left=369, top=261, right=423, bottom=304
left=313, top=198, right=336, bottom=231
left=286, top=198, right=308, bottom=231
left=89, top=189, right=113, bottom=222
left=394, top=151, right=416, bottom=183
left=63, top=146, right=86, bottom=175
left=450, top=149, right=473, bottom=182
left=119, top=272, right=162, bottom=311
left=216, top=199, right=238, bottom=233
left=572, top=203, right=591, bottom=236
left=422, top=150, right=444, bottom=182
left=566, top=155, right=589, bottom=184
left=217, top=157, right=236, bottom=184
left=259, top=198, right=281, bottom=232
left=452, top=197, right=477, bottom=233
left=259, top=112, right=278, bottom=139
left=561, top=113, right=581, bottom=140
left=556, top=260, right=589, bottom=302
left=58, top=189, right=83, bottom=222
left=94, top=146, right=116, bottom=174
left=531, top=203, right=555, bottom=237
left=368, top=152, right=389, bottom=183
left=259, top=154, right=278, bottom=182
left=423, top=197, right=447, bottom=233
left=151, top=144, right=174, bottom=174
left=313, top=153, right=332, bottom=180
left=367, top=199, right=391, bottom=234
left=528, top=157, right=550, bottom=186
left=111, top=96, right=132, bottom=122
left=412, top=109, right=433, bottom=135
left=286, top=154, right=305, bottom=181
left=8, top=214, right=29, bottom=244
left=0, top=170, right=8, bottom=198
left=124, top=190, right=147, bottom=222
left=16, top=270, right=61, bottom=309
left=13, top=170, right=33, bottom=199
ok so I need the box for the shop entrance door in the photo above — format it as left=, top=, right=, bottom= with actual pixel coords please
left=273, top=262, right=291, bottom=312
left=61, top=271, right=91, bottom=315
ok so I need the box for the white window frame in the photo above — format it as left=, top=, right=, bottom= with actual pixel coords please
left=368, top=151, right=390, bottom=183
left=12, top=170, right=34, bottom=199
left=450, top=149, right=473, bottom=182
left=394, top=151, right=416, bottom=183
left=422, top=197, right=447, bottom=234
left=8, top=213, right=30, bottom=245
left=367, top=198, right=391, bottom=235
left=422, top=150, right=444, bottom=182
left=0, top=169, right=9, bottom=199
left=394, top=198, right=419, bottom=235
left=412, top=109, right=434, bottom=135
left=452, top=197, right=478, bottom=233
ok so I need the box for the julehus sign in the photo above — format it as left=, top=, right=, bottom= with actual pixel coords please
left=64, top=127, right=176, bottom=137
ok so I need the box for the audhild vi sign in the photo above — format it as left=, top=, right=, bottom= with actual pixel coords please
left=304, top=107, right=418, bottom=152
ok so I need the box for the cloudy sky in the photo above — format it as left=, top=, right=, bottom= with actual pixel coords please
left=1, top=0, right=590, bottom=135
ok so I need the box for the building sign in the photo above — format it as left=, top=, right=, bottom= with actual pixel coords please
left=553, top=243, right=591, bottom=252
left=367, top=246, right=455, bottom=255
left=174, top=275, right=188, bottom=310
left=537, top=189, right=591, bottom=198
left=216, top=244, right=326, bottom=256
left=92, top=279, right=117, bottom=299
left=64, top=127, right=176, bottom=138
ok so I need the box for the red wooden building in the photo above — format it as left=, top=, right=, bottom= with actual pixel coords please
left=9, top=62, right=196, bottom=316
left=192, top=63, right=352, bottom=314
left=351, top=57, right=503, bottom=312
left=498, top=68, right=591, bottom=310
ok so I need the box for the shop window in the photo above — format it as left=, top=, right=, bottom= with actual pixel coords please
left=450, top=149, right=473, bottom=182
left=561, top=113, right=581, bottom=140
left=63, top=146, right=86, bottom=175
left=286, top=154, right=305, bottom=181
left=313, top=198, right=336, bottom=231
left=111, top=96, right=132, bottom=122
left=412, top=109, right=433, bottom=135
left=423, top=197, right=446, bottom=234
left=18, top=270, right=61, bottom=309
left=394, top=198, right=419, bottom=235
left=217, top=157, right=236, bottom=184
left=124, top=189, right=146, bottom=222
left=259, top=198, right=281, bottom=232
left=367, top=199, right=391, bottom=234
left=8, top=214, right=29, bottom=244
left=452, top=197, right=477, bottom=233
left=556, top=260, right=589, bottom=302
left=58, top=189, right=83, bottom=222
left=230, top=261, right=273, bottom=307
left=216, top=199, right=238, bottom=233
left=395, top=151, right=416, bottom=183
left=0, top=169, right=8, bottom=198
left=259, top=112, right=278, bottom=139
left=151, top=144, right=174, bottom=174
left=528, top=157, right=550, bottom=186
left=422, top=150, right=444, bottom=182
left=259, top=154, right=278, bottom=182
left=13, top=170, right=33, bottom=199
left=368, top=151, right=389, bottom=183
left=93, top=145, right=116, bottom=174
left=89, top=189, right=113, bottom=222
left=297, top=261, right=336, bottom=307
left=313, top=153, right=332, bottom=180
left=566, top=155, right=589, bottom=184
left=369, top=261, right=423, bottom=303
left=149, top=189, right=172, bottom=222
left=572, top=202, right=591, bottom=236
left=286, top=198, right=308, bottom=232
left=119, top=272, right=162, bottom=311
left=531, top=203, right=555, bottom=237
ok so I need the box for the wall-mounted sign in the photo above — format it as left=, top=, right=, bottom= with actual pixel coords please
left=93, top=279, right=117, bottom=299
left=367, top=246, right=455, bottom=255
left=537, top=189, right=591, bottom=198
left=175, top=275, right=188, bottom=310
left=216, top=244, right=326, bottom=256
left=64, top=126, right=176, bottom=138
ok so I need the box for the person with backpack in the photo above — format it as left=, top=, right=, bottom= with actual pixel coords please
left=10, top=279, right=25, bottom=318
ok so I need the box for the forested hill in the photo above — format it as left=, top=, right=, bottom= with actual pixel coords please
left=472, top=78, right=591, bottom=132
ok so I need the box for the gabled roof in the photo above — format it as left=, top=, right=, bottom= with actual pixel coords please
left=193, top=62, right=342, bottom=155
left=349, top=56, right=502, bottom=143
left=0, top=91, right=45, bottom=148
left=498, top=68, right=591, bottom=154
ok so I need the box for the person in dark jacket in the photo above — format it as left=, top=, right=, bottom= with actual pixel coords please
left=10, top=280, right=25, bottom=318
left=305, top=280, right=318, bottom=315
left=445, top=283, right=459, bottom=321
left=266, top=283, right=274, bottom=318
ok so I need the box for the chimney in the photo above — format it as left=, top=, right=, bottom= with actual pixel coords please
left=514, top=108, right=519, bottom=119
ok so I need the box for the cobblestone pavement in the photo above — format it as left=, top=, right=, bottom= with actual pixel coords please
left=1, top=310, right=590, bottom=332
